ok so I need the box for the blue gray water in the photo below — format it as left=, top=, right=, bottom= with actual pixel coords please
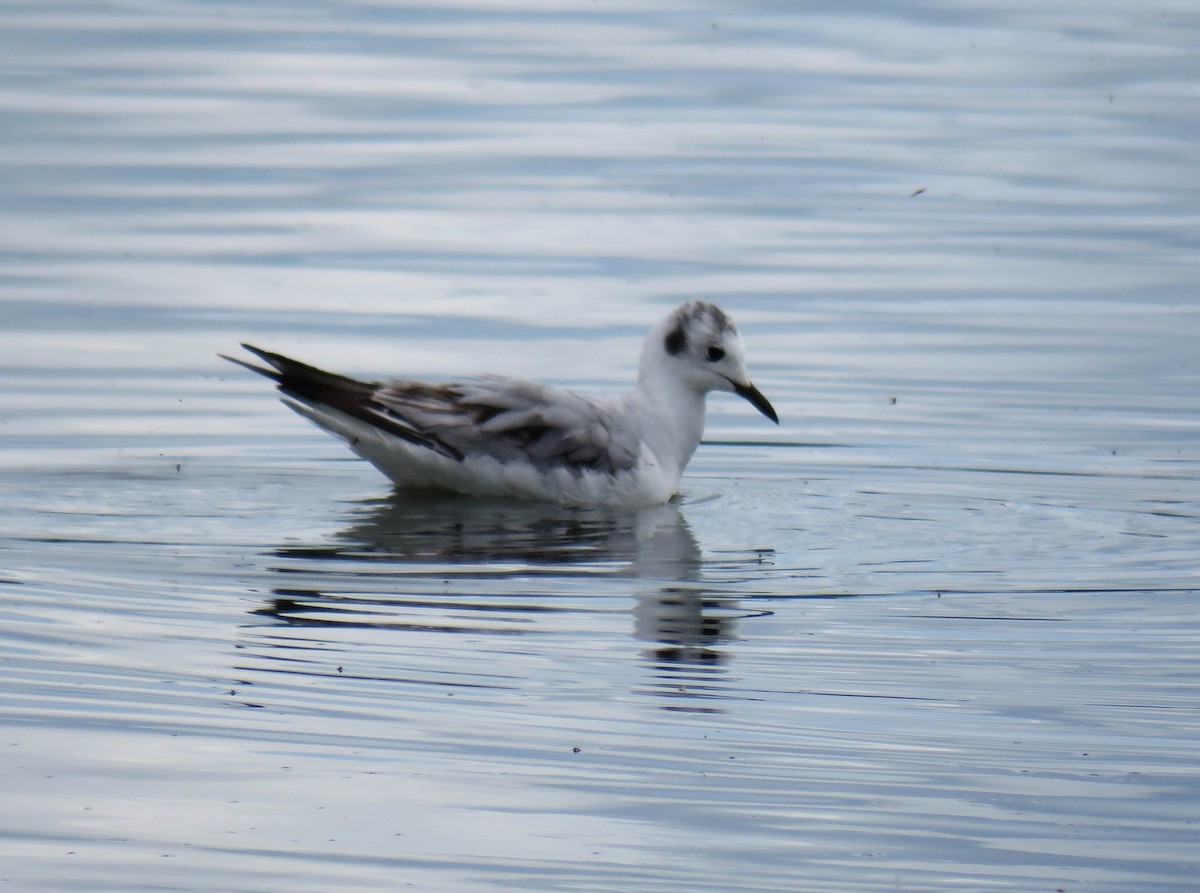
left=1, top=3, right=1198, bottom=891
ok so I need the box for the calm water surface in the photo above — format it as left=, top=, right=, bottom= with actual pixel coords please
left=1, top=2, right=1198, bottom=891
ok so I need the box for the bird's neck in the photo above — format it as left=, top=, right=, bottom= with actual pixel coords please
left=632, top=366, right=707, bottom=478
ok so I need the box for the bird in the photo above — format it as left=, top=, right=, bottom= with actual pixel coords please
left=223, top=300, right=778, bottom=507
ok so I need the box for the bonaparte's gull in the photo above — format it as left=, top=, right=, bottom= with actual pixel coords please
left=224, top=300, right=777, bottom=506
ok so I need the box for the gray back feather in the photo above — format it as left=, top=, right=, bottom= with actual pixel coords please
left=373, top=376, right=640, bottom=474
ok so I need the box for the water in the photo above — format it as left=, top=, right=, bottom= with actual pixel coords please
left=2, top=2, right=1198, bottom=891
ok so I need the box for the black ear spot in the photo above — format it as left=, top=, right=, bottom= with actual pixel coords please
left=664, top=327, right=686, bottom=355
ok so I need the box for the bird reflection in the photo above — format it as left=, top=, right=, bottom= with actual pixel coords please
left=256, top=493, right=764, bottom=710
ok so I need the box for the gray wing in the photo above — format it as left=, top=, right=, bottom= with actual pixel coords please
left=224, top=345, right=640, bottom=474
left=374, top=376, right=641, bottom=474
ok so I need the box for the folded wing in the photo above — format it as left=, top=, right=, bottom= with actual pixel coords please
left=226, top=346, right=641, bottom=475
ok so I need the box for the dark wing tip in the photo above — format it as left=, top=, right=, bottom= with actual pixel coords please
left=220, top=348, right=281, bottom=382
left=221, top=345, right=466, bottom=463
left=239, top=343, right=281, bottom=366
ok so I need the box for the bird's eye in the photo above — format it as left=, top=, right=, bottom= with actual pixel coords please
left=706, top=345, right=725, bottom=362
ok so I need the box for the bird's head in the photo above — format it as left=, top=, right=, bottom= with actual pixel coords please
left=642, top=300, right=778, bottom=424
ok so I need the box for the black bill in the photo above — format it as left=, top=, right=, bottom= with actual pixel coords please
left=732, top=380, right=779, bottom=424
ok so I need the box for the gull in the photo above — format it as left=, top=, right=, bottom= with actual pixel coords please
left=223, top=300, right=778, bottom=507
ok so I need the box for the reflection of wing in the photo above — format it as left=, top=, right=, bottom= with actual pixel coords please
left=296, top=495, right=700, bottom=571
left=329, top=496, right=647, bottom=565
left=375, top=376, right=640, bottom=474
left=226, top=346, right=641, bottom=475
